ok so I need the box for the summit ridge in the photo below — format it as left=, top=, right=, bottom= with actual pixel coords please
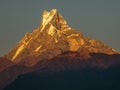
left=41, top=9, right=71, bottom=32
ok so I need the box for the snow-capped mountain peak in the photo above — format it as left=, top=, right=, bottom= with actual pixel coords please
left=5, top=9, right=117, bottom=63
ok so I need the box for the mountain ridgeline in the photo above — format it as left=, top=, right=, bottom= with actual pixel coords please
left=0, top=9, right=120, bottom=90
left=5, top=9, right=117, bottom=64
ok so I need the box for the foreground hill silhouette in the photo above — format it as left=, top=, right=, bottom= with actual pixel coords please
left=5, top=67, right=120, bottom=90
left=0, top=9, right=120, bottom=89
left=1, top=51, right=120, bottom=90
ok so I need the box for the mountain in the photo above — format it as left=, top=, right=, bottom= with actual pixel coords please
left=5, top=9, right=117, bottom=64
left=0, top=9, right=120, bottom=90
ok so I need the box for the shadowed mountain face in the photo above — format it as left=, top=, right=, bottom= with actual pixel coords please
left=1, top=51, right=120, bottom=90
left=0, top=9, right=120, bottom=89
left=4, top=67, right=120, bottom=90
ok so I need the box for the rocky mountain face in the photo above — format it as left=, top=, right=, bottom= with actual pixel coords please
left=1, top=9, right=120, bottom=90
left=5, top=9, right=117, bottom=64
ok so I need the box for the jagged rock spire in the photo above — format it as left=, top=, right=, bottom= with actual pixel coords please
left=41, top=9, right=71, bottom=31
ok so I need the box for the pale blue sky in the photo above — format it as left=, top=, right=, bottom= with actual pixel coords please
left=0, top=0, right=120, bottom=56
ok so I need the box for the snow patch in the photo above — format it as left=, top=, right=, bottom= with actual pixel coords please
left=12, top=45, right=25, bottom=61
left=35, top=46, right=42, bottom=52
left=67, top=34, right=79, bottom=38
left=41, top=9, right=57, bottom=32
left=54, top=38, right=58, bottom=43
left=48, top=25, right=56, bottom=36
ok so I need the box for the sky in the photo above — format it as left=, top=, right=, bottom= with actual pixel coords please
left=0, top=0, right=120, bottom=56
